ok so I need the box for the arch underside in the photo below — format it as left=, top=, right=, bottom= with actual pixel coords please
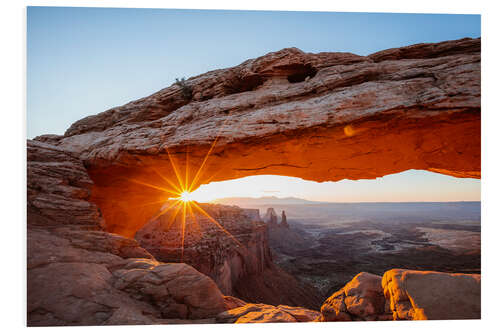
left=44, top=38, right=480, bottom=237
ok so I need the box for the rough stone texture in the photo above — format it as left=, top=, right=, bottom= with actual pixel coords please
left=320, top=272, right=392, bottom=321
left=223, top=296, right=248, bottom=310
left=27, top=141, right=229, bottom=326
left=111, top=259, right=227, bottom=319
left=216, top=303, right=320, bottom=323
left=382, top=269, right=481, bottom=320
left=135, top=203, right=273, bottom=295
left=27, top=140, right=104, bottom=229
left=34, top=38, right=480, bottom=238
left=135, top=203, right=322, bottom=309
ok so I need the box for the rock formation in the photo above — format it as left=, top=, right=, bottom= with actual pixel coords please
left=135, top=203, right=273, bottom=295
left=34, top=37, right=480, bottom=238
left=264, top=208, right=279, bottom=228
left=319, top=269, right=481, bottom=322
left=320, top=272, right=392, bottom=321
left=382, top=269, right=481, bottom=320
left=27, top=140, right=230, bottom=325
left=216, top=303, right=321, bottom=323
left=135, top=203, right=322, bottom=309
left=280, top=210, right=289, bottom=228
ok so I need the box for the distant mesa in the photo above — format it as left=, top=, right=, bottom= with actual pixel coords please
left=214, top=196, right=324, bottom=207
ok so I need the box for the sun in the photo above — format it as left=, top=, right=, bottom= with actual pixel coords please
left=179, top=191, right=193, bottom=202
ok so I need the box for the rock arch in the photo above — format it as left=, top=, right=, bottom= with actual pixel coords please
left=36, top=38, right=481, bottom=237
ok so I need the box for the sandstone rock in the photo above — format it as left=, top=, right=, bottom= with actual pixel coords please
left=112, top=259, right=227, bottom=319
left=280, top=210, right=289, bottom=228
left=382, top=269, right=481, bottom=320
left=135, top=202, right=321, bottom=309
left=320, top=272, right=392, bottom=321
left=277, top=305, right=321, bottom=322
left=224, top=296, right=248, bottom=310
left=216, top=303, right=319, bottom=323
left=264, top=208, right=279, bottom=228
left=36, top=38, right=480, bottom=238
left=135, top=203, right=273, bottom=296
left=27, top=140, right=104, bottom=229
left=27, top=141, right=229, bottom=325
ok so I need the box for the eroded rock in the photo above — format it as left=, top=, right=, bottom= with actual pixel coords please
left=320, top=272, right=391, bottom=321
left=33, top=38, right=480, bottom=238
left=216, top=303, right=320, bottom=323
left=382, top=269, right=481, bottom=320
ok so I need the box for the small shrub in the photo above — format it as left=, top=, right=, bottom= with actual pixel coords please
left=174, top=77, right=193, bottom=100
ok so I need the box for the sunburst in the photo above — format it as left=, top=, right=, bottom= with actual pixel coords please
left=127, top=109, right=247, bottom=262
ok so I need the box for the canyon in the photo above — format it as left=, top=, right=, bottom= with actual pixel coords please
left=28, top=37, right=481, bottom=325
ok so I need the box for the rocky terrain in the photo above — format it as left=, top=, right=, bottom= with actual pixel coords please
left=28, top=38, right=481, bottom=325
left=135, top=203, right=322, bottom=309
left=267, top=215, right=480, bottom=297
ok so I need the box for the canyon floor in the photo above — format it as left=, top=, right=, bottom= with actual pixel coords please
left=256, top=202, right=480, bottom=299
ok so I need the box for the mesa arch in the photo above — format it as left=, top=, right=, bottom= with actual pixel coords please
left=36, top=37, right=481, bottom=237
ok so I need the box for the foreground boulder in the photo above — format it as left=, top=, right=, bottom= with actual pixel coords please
left=320, top=272, right=391, bottom=321
left=382, top=269, right=481, bottom=320
left=216, top=303, right=320, bottom=323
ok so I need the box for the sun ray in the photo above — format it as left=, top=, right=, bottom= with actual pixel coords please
left=161, top=202, right=183, bottom=232
left=129, top=178, right=179, bottom=196
left=165, top=146, right=186, bottom=192
left=185, top=146, right=189, bottom=193
left=151, top=166, right=183, bottom=194
left=188, top=111, right=235, bottom=193
left=131, top=198, right=173, bottom=208
left=150, top=198, right=183, bottom=222
left=191, top=201, right=243, bottom=247
left=181, top=201, right=187, bottom=262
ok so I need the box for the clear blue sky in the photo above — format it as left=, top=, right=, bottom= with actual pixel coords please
left=27, top=7, right=481, bottom=202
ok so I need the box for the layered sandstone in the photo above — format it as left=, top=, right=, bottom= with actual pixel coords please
left=382, top=269, right=481, bottom=320
left=27, top=140, right=228, bottom=325
left=135, top=203, right=323, bottom=309
left=34, top=38, right=480, bottom=237
left=320, top=272, right=392, bottom=321
left=216, top=303, right=320, bottom=323
left=135, top=204, right=272, bottom=295
left=319, top=269, right=481, bottom=322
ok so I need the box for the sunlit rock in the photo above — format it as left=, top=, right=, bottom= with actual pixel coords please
left=34, top=38, right=480, bottom=237
left=320, top=272, right=392, bottom=321
left=382, top=269, right=481, bottom=320
left=216, top=303, right=320, bottom=323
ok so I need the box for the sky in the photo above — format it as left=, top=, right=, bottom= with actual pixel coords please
left=27, top=7, right=481, bottom=202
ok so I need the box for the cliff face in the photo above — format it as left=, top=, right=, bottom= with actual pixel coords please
left=27, top=140, right=229, bottom=326
left=135, top=203, right=323, bottom=309
left=35, top=38, right=480, bottom=237
left=135, top=204, right=272, bottom=295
